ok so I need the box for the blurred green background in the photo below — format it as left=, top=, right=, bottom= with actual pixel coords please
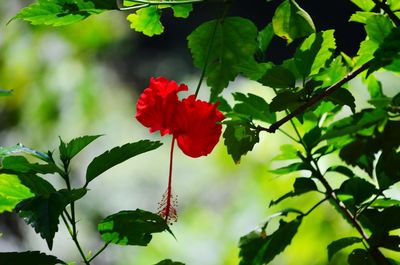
left=1, top=2, right=399, bottom=265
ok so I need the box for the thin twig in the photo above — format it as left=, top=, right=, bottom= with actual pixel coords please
left=258, top=62, right=370, bottom=133
left=371, top=0, right=400, bottom=26
left=88, top=243, right=110, bottom=263
left=303, top=197, right=329, bottom=216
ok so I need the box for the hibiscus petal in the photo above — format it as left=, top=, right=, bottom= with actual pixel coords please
left=135, top=77, right=188, bottom=135
left=174, top=95, right=224, bottom=157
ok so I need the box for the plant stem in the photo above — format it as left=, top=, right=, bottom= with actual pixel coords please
left=303, top=197, right=329, bottom=216
left=259, top=62, right=370, bottom=133
left=371, top=0, right=400, bottom=26
left=88, top=243, right=110, bottom=263
left=61, top=213, right=90, bottom=265
left=61, top=160, right=89, bottom=265
left=116, top=0, right=207, bottom=10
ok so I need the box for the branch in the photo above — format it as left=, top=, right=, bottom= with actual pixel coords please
left=372, top=0, right=400, bottom=26
left=258, top=61, right=370, bottom=133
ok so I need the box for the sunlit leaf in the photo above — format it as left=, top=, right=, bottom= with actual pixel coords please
left=223, top=124, right=259, bottom=164
left=272, top=144, right=300, bottom=161
left=171, top=4, right=192, bottom=18
left=127, top=6, right=163, bottom=37
left=188, top=17, right=258, bottom=101
left=13, top=0, right=114, bottom=26
left=1, top=156, right=59, bottom=175
left=270, top=162, right=309, bottom=175
left=350, top=0, right=375, bottom=11
left=328, top=237, right=363, bottom=261
left=315, top=56, right=347, bottom=87
left=59, top=135, right=102, bottom=162
left=272, top=0, right=315, bottom=43
left=294, top=30, right=336, bottom=77
left=349, top=11, right=375, bottom=24
left=0, top=174, right=34, bottom=213
left=0, top=251, right=66, bottom=265
left=369, top=27, right=400, bottom=74
left=365, top=15, right=393, bottom=44
left=85, top=140, right=162, bottom=184
left=98, top=209, right=173, bottom=246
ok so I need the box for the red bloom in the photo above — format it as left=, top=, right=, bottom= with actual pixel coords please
left=136, top=77, right=188, bottom=135
left=173, top=95, right=224, bottom=158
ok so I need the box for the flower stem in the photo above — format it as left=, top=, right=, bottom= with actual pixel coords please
left=166, top=137, right=176, bottom=221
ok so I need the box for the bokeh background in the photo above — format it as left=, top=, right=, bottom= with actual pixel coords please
left=1, top=1, right=399, bottom=264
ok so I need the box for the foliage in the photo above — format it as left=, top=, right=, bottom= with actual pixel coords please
left=2, top=0, right=400, bottom=264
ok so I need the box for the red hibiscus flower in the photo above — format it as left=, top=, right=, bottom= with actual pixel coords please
left=135, top=77, right=224, bottom=223
left=136, top=77, right=188, bottom=136
left=173, top=95, right=224, bottom=158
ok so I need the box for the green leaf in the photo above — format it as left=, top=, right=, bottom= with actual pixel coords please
left=239, top=218, right=302, bottom=264
left=232, top=93, right=276, bottom=124
left=85, top=140, right=162, bottom=185
left=369, top=27, right=400, bottom=74
left=363, top=74, right=384, bottom=99
left=294, top=30, right=336, bottom=77
left=322, top=108, right=387, bottom=140
left=371, top=198, right=400, bottom=208
left=235, top=60, right=272, bottom=81
left=272, top=144, right=300, bottom=160
left=388, top=0, right=400, bottom=11
left=171, top=4, right=192, bottom=18
left=16, top=174, right=56, bottom=197
left=13, top=0, right=112, bottom=26
left=326, top=165, right=355, bottom=178
left=16, top=189, right=86, bottom=250
left=270, top=177, right=317, bottom=206
left=365, top=15, right=393, bottom=45
left=98, top=209, right=173, bottom=246
left=223, top=124, right=259, bottom=164
left=315, top=55, right=347, bottom=87
left=257, top=23, right=274, bottom=54
left=328, top=237, right=363, bottom=261
left=154, top=259, right=185, bottom=265
left=259, top=65, right=296, bottom=89
left=349, top=11, right=375, bottom=24
left=376, top=149, right=400, bottom=189
left=270, top=162, right=309, bottom=175
left=354, top=39, right=379, bottom=67
left=0, top=89, right=13, bottom=97
left=360, top=206, right=400, bottom=234
left=127, top=6, right=163, bottom=37
left=339, top=138, right=376, bottom=176
left=350, top=0, right=375, bottom=11
left=269, top=91, right=301, bottom=112
left=59, top=135, right=102, bottom=162
left=338, top=178, right=377, bottom=205
left=0, top=174, right=34, bottom=213
left=188, top=17, right=258, bottom=101
left=303, top=126, right=322, bottom=151
left=0, top=143, right=50, bottom=162
left=0, top=251, right=66, bottom=265
left=348, top=249, right=377, bottom=265
left=325, top=87, right=356, bottom=113
left=1, top=156, right=59, bottom=175
left=272, top=0, right=315, bottom=43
